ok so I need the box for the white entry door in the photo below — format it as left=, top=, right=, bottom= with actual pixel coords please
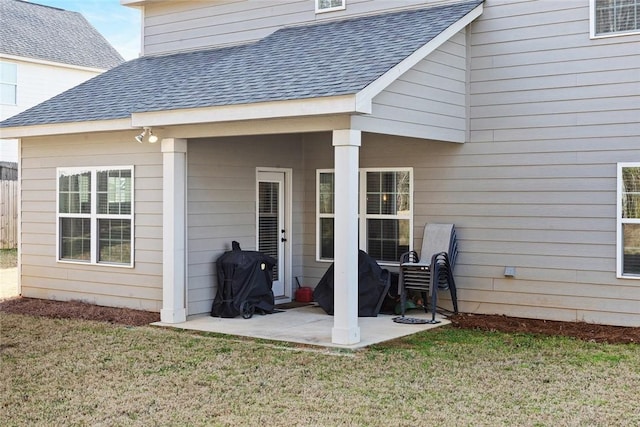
left=256, top=169, right=291, bottom=301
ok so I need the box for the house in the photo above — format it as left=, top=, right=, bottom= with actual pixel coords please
left=1, top=0, right=638, bottom=345
left=0, top=0, right=125, bottom=162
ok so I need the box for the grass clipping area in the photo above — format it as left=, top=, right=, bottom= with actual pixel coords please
left=1, top=312, right=639, bottom=426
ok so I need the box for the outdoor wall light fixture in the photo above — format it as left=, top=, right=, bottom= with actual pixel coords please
left=135, top=127, right=158, bottom=143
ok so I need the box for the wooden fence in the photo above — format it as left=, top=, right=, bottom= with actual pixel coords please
left=1, top=180, right=18, bottom=249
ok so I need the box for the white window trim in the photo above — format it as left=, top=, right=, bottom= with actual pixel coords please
left=315, top=0, right=346, bottom=14
left=617, top=162, right=640, bottom=279
left=56, top=166, right=134, bottom=268
left=0, top=61, right=17, bottom=106
left=590, top=0, right=640, bottom=38
left=316, top=167, right=414, bottom=265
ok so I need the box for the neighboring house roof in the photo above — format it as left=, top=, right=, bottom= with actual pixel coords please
left=0, top=0, right=482, bottom=129
left=0, top=0, right=124, bottom=69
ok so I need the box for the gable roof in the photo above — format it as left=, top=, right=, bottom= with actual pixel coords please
left=0, top=0, right=124, bottom=69
left=1, top=0, right=482, bottom=131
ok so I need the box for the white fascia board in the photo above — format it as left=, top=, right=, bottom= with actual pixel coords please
left=0, top=118, right=132, bottom=139
left=131, top=94, right=364, bottom=127
left=120, top=0, right=146, bottom=6
left=163, top=115, right=352, bottom=139
left=355, top=3, right=483, bottom=110
left=0, top=53, right=107, bottom=74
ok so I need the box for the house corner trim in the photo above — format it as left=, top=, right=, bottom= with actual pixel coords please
left=161, top=138, right=187, bottom=323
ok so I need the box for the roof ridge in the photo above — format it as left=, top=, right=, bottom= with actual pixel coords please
left=13, top=0, right=65, bottom=12
left=0, top=0, right=124, bottom=69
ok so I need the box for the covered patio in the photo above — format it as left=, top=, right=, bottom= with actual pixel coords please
left=0, top=1, right=482, bottom=347
left=154, top=304, right=451, bottom=349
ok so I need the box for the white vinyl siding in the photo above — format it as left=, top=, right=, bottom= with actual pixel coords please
left=617, top=163, right=640, bottom=278
left=352, top=29, right=468, bottom=143
left=591, top=0, right=640, bottom=37
left=463, top=0, right=640, bottom=325
left=186, top=135, right=304, bottom=316
left=0, top=58, right=101, bottom=122
left=143, top=0, right=437, bottom=55
left=20, top=133, right=163, bottom=312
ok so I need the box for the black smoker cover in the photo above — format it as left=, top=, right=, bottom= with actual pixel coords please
left=313, top=250, right=391, bottom=317
left=211, top=241, right=277, bottom=318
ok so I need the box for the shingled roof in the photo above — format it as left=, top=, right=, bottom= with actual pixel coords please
left=1, top=0, right=482, bottom=129
left=0, top=0, right=124, bottom=69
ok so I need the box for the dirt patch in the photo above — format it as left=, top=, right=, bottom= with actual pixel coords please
left=0, top=297, right=159, bottom=326
left=1, top=297, right=638, bottom=344
left=449, top=313, right=639, bottom=345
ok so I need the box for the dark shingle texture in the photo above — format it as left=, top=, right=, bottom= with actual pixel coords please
left=1, top=0, right=481, bottom=128
left=0, top=0, right=124, bottom=69
left=0, top=47, right=240, bottom=126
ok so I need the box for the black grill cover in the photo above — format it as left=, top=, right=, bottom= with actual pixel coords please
left=211, top=241, right=276, bottom=318
left=313, top=250, right=391, bottom=317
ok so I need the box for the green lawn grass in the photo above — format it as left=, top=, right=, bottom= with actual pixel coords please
left=1, top=312, right=639, bottom=426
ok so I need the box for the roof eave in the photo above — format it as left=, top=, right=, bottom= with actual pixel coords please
left=0, top=54, right=109, bottom=73
left=131, top=94, right=367, bottom=128
left=355, top=2, right=483, bottom=108
left=0, top=118, right=132, bottom=139
left=120, top=0, right=149, bottom=6
left=0, top=95, right=365, bottom=138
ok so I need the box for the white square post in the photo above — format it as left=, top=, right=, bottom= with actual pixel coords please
left=331, top=129, right=361, bottom=345
left=161, top=138, right=187, bottom=323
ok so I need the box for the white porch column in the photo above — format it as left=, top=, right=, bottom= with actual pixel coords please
left=332, top=129, right=361, bottom=345
left=161, top=138, right=187, bottom=323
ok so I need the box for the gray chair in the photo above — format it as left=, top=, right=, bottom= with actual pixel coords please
left=398, top=223, right=459, bottom=323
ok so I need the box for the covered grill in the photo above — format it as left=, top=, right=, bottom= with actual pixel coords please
left=313, top=250, right=391, bottom=317
left=211, top=241, right=276, bottom=319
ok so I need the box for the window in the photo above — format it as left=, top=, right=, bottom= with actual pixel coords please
left=592, top=0, right=640, bottom=37
left=317, top=168, right=412, bottom=264
left=318, top=171, right=336, bottom=259
left=57, top=167, right=134, bottom=266
left=0, top=62, right=17, bottom=105
left=316, top=0, right=345, bottom=13
left=618, top=163, right=640, bottom=278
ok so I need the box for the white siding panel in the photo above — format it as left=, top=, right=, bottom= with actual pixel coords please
left=472, top=97, right=640, bottom=119
left=352, top=104, right=639, bottom=324
left=353, top=30, right=468, bottom=142
left=143, top=0, right=442, bottom=55
left=0, top=59, right=101, bottom=122
left=19, top=133, right=163, bottom=312
left=449, top=0, right=640, bottom=326
left=21, top=287, right=161, bottom=312
left=186, top=135, right=304, bottom=315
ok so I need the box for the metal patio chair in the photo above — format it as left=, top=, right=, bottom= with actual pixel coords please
left=398, top=223, right=459, bottom=324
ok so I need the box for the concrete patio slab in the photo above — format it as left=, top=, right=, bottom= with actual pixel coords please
left=154, top=304, right=450, bottom=349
